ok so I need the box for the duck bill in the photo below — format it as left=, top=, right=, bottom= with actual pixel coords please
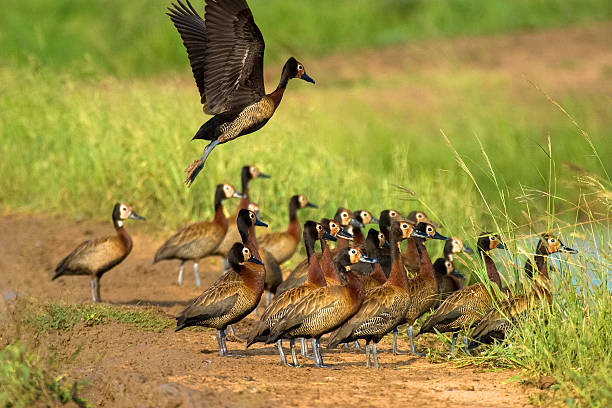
left=255, top=218, right=268, bottom=228
left=432, top=232, right=450, bottom=241
left=128, top=212, right=146, bottom=221
left=411, top=230, right=430, bottom=240
left=370, top=216, right=380, bottom=225
left=258, top=173, right=271, bottom=179
left=323, top=232, right=337, bottom=242
left=306, top=202, right=318, bottom=208
left=248, top=256, right=265, bottom=265
left=462, top=245, right=475, bottom=254
left=383, top=241, right=390, bottom=248
left=559, top=244, right=578, bottom=254
left=451, top=270, right=465, bottom=279
left=359, top=255, right=377, bottom=264
left=337, top=228, right=354, bottom=240
left=349, top=218, right=365, bottom=228
left=233, top=191, right=246, bottom=199
left=301, top=72, right=315, bottom=84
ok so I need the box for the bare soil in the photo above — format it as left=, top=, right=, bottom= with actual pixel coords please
left=1, top=214, right=542, bottom=407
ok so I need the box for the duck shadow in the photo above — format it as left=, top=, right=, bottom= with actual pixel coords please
left=112, top=298, right=191, bottom=308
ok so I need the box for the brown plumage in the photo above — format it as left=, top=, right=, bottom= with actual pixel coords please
left=401, top=210, right=435, bottom=275
left=327, top=221, right=429, bottom=368
left=469, top=234, right=577, bottom=348
left=274, top=218, right=351, bottom=294
left=265, top=247, right=371, bottom=367
left=433, top=258, right=464, bottom=305
left=332, top=207, right=363, bottom=249
left=52, top=203, right=145, bottom=302
left=167, top=0, right=315, bottom=186
left=247, top=221, right=335, bottom=366
left=417, top=233, right=506, bottom=355
left=211, top=165, right=269, bottom=260
left=350, top=209, right=379, bottom=246
left=377, top=209, right=404, bottom=276
left=258, top=195, right=317, bottom=265
left=351, top=229, right=389, bottom=290
left=175, top=242, right=265, bottom=356
left=154, top=183, right=242, bottom=286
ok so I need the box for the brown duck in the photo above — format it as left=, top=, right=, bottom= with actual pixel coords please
left=153, top=183, right=242, bottom=286
left=328, top=221, right=429, bottom=368
left=266, top=247, right=373, bottom=368
left=392, top=222, right=450, bottom=356
left=212, top=165, right=270, bottom=263
left=469, top=234, right=577, bottom=348
left=246, top=221, right=336, bottom=366
left=175, top=242, right=265, bottom=356
left=274, top=218, right=352, bottom=294
left=401, top=210, right=436, bottom=275
left=432, top=237, right=474, bottom=304
left=377, top=209, right=404, bottom=276
left=351, top=229, right=389, bottom=290
left=350, top=209, right=379, bottom=246
left=52, top=203, right=145, bottom=302
left=167, top=0, right=315, bottom=186
left=333, top=207, right=363, bottom=250
left=417, top=233, right=506, bottom=356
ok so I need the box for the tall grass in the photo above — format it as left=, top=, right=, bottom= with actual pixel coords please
left=1, top=0, right=611, bottom=77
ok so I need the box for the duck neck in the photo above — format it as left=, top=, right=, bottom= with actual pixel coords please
left=387, top=230, right=409, bottom=288
left=480, top=248, right=502, bottom=288
left=344, top=269, right=366, bottom=311
left=287, top=201, right=301, bottom=242
left=525, top=242, right=548, bottom=280
left=416, top=240, right=436, bottom=282
left=269, top=84, right=286, bottom=107
left=246, top=224, right=262, bottom=262
left=306, top=240, right=326, bottom=287
left=238, top=170, right=252, bottom=210
left=353, top=227, right=365, bottom=246
left=114, top=220, right=133, bottom=253
left=371, top=263, right=387, bottom=285
left=213, top=190, right=228, bottom=230
left=320, top=239, right=340, bottom=283
left=403, top=237, right=420, bottom=266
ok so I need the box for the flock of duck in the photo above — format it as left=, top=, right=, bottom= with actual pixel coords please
left=52, top=165, right=578, bottom=368
left=51, top=0, right=579, bottom=369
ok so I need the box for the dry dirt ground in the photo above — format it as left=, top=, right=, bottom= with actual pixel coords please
left=1, top=214, right=544, bottom=407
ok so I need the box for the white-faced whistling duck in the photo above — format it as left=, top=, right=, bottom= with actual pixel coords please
left=350, top=209, right=379, bottom=246
left=247, top=221, right=336, bottom=366
left=274, top=218, right=352, bottom=295
left=352, top=229, right=390, bottom=290
left=377, top=209, right=404, bottom=276
left=401, top=210, right=435, bottom=275
left=175, top=242, right=265, bottom=356
left=328, top=221, right=430, bottom=368
left=265, top=247, right=374, bottom=368
left=469, top=234, right=577, bottom=349
left=417, top=232, right=506, bottom=356
left=258, top=195, right=317, bottom=265
left=167, top=0, right=315, bottom=186
left=392, top=222, right=450, bottom=356
left=212, top=166, right=270, bottom=262
left=153, top=183, right=243, bottom=286
left=333, top=207, right=363, bottom=249
left=52, top=203, right=145, bottom=302
left=433, top=237, right=474, bottom=303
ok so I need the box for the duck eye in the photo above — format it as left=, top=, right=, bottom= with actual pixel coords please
left=298, top=64, right=303, bottom=70
left=550, top=238, right=556, bottom=243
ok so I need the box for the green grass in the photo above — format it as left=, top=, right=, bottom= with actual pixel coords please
left=28, top=304, right=174, bottom=333
left=1, top=0, right=611, bottom=77
left=0, top=342, right=91, bottom=408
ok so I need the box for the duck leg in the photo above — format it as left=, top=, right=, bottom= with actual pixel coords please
left=289, top=339, right=299, bottom=367
left=300, top=338, right=308, bottom=356
left=193, top=262, right=201, bottom=287
left=95, top=277, right=102, bottom=303
left=265, top=291, right=271, bottom=307
left=177, top=261, right=185, bottom=286
left=365, top=341, right=372, bottom=368
left=218, top=328, right=233, bottom=357
left=372, top=342, right=380, bottom=369
left=216, top=330, right=225, bottom=356
left=462, top=335, right=471, bottom=356
left=185, top=139, right=219, bottom=186
left=276, top=340, right=290, bottom=366
left=449, top=332, right=458, bottom=357
left=354, top=340, right=362, bottom=350
left=314, top=338, right=333, bottom=368
left=90, top=278, right=97, bottom=302
left=392, top=327, right=407, bottom=355
left=408, top=325, right=425, bottom=357
left=311, top=339, right=321, bottom=367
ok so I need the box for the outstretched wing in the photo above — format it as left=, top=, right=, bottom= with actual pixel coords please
left=202, top=0, right=266, bottom=113
left=167, top=1, right=209, bottom=106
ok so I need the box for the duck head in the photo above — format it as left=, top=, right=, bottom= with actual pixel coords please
left=237, top=208, right=268, bottom=243
left=446, top=237, right=474, bottom=255
left=247, top=202, right=261, bottom=218
left=321, top=218, right=353, bottom=240
left=477, top=232, right=506, bottom=253
left=539, top=234, right=578, bottom=255
left=112, top=203, right=145, bottom=228
left=283, top=57, right=315, bottom=84
left=354, top=210, right=379, bottom=226
left=335, top=207, right=363, bottom=229
left=378, top=209, right=402, bottom=239
left=228, top=243, right=265, bottom=271
left=335, top=247, right=376, bottom=271
left=414, top=222, right=449, bottom=241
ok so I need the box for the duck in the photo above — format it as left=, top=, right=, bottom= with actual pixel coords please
left=328, top=221, right=430, bottom=368
left=355, top=229, right=390, bottom=290
left=416, top=233, right=506, bottom=356
left=211, top=165, right=270, bottom=265
left=52, top=203, right=145, bottom=302
left=350, top=209, right=379, bottom=246
left=167, top=0, right=315, bottom=186
left=175, top=242, right=265, bottom=356
left=469, top=234, right=577, bottom=348
left=333, top=208, right=364, bottom=249
left=433, top=237, right=474, bottom=304
left=401, top=210, right=436, bottom=275
left=257, top=195, right=317, bottom=265
left=153, top=183, right=242, bottom=286
left=377, top=209, right=404, bottom=276
left=273, top=218, right=352, bottom=295
left=246, top=221, right=336, bottom=366
left=265, top=247, right=373, bottom=368
left=392, top=222, right=450, bottom=356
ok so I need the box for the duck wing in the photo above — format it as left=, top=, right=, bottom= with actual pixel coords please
left=54, top=236, right=120, bottom=276
left=167, top=1, right=209, bottom=106
left=203, top=0, right=265, bottom=113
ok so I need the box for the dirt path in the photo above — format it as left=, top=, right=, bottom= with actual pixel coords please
left=1, top=214, right=541, bottom=407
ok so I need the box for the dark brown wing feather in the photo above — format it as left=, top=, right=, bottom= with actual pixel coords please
left=203, top=0, right=265, bottom=113
left=167, top=1, right=208, bottom=105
